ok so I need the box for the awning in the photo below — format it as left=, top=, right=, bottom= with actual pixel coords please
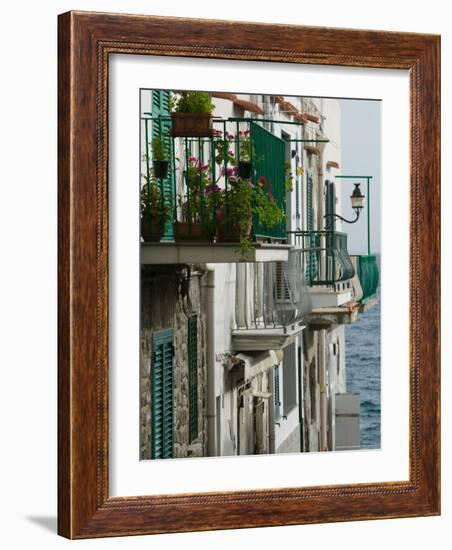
left=279, top=100, right=299, bottom=116
left=211, top=92, right=237, bottom=101
left=305, top=144, right=321, bottom=155
left=235, top=349, right=283, bottom=380
left=233, top=98, right=264, bottom=114
left=304, top=113, right=320, bottom=123
left=294, top=113, right=308, bottom=124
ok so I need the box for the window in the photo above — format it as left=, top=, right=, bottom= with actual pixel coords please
left=274, top=365, right=281, bottom=420
left=151, top=328, right=174, bottom=459
left=188, top=315, right=198, bottom=443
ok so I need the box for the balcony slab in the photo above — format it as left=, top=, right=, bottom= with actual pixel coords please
left=141, top=242, right=291, bottom=264
left=309, top=287, right=352, bottom=309
left=231, top=323, right=305, bottom=351
left=308, top=303, right=360, bottom=328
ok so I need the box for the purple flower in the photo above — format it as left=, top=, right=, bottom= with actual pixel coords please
left=205, top=183, right=222, bottom=194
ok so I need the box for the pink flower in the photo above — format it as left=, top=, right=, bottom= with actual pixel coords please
left=268, top=183, right=273, bottom=190
left=201, top=163, right=209, bottom=171
left=243, top=129, right=250, bottom=137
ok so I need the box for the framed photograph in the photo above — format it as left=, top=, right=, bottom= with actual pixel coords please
left=58, top=11, right=440, bottom=538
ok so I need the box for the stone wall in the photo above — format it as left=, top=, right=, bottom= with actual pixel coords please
left=140, top=265, right=207, bottom=460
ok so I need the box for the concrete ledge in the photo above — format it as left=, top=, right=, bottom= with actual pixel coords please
left=141, top=242, right=291, bottom=264
left=231, top=324, right=305, bottom=351
left=308, top=303, right=360, bottom=328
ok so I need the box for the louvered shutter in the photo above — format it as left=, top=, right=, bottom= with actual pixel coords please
left=188, top=315, right=198, bottom=443
left=152, top=329, right=174, bottom=459
left=306, top=173, right=318, bottom=284
left=274, top=365, right=281, bottom=419
left=151, top=90, right=175, bottom=240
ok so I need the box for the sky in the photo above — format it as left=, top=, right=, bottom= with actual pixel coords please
left=339, top=99, right=381, bottom=255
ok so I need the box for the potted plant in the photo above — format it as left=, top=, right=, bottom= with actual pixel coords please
left=173, top=157, right=215, bottom=242
left=237, top=129, right=253, bottom=179
left=216, top=176, right=285, bottom=255
left=140, top=177, right=171, bottom=242
left=170, top=92, right=215, bottom=137
left=216, top=177, right=253, bottom=245
left=152, top=136, right=169, bottom=179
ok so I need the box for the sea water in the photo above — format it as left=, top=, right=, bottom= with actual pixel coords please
left=345, top=287, right=381, bottom=449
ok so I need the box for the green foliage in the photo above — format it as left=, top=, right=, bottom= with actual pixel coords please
left=173, top=92, right=215, bottom=114
left=284, top=161, right=293, bottom=191
left=152, top=136, right=167, bottom=161
left=141, top=176, right=171, bottom=223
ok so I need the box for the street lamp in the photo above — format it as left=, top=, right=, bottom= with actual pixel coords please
left=324, top=182, right=365, bottom=224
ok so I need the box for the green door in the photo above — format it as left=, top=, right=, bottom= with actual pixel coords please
left=251, top=123, right=286, bottom=240
left=151, top=90, right=175, bottom=239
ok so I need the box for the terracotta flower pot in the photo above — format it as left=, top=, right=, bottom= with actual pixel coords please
left=215, top=207, right=252, bottom=243
left=173, top=221, right=213, bottom=243
left=141, top=215, right=165, bottom=242
left=153, top=160, right=169, bottom=179
left=170, top=112, right=214, bottom=137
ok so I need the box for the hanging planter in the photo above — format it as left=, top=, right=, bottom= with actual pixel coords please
left=141, top=214, right=165, bottom=243
left=170, top=112, right=213, bottom=137
left=173, top=221, right=214, bottom=243
left=238, top=161, right=252, bottom=179
left=170, top=92, right=215, bottom=137
left=153, top=160, right=169, bottom=179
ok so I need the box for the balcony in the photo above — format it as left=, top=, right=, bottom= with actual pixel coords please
left=140, top=113, right=293, bottom=264
left=231, top=249, right=312, bottom=351
left=288, top=230, right=359, bottom=327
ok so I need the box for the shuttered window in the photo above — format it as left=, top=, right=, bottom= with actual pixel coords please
left=151, top=329, right=174, bottom=459
left=274, top=365, right=281, bottom=419
left=188, top=315, right=198, bottom=443
left=306, top=172, right=318, bottom=284
left=151, top=90, right=175, bottom=240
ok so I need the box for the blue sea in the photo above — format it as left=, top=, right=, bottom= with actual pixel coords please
left=344, top=288, right=381, bottom=449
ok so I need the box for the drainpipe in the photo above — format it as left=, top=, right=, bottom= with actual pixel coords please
left=205, top=268, right=216, bottom=457
left=319, top=329, right=328, bottom=451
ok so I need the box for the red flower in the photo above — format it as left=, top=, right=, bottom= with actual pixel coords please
left=268, top=183, right=273, bottom=190
left=260, top=176, right=267, bottom=186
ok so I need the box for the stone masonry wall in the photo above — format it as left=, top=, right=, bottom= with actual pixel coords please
left=140, top=266, right=207, bottom=460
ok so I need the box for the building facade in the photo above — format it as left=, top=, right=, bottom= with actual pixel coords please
left=140, top=90, right=379, bottom=460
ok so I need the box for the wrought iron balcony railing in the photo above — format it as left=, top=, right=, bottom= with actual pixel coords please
left=234, top=249, right=312, bottom=332
left=287, top=230, right=355, bottom=288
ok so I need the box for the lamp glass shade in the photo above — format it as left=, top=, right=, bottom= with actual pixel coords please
left=350, top=183, right=365, bottom=210
left=351, top=195, right=365, bottom=209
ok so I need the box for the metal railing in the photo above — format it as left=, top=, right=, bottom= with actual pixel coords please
left=287, top=230, right=355, bottom=288
left=235, top=249, right=312, bottom=331
left=140, top=115, right=288, bottom=242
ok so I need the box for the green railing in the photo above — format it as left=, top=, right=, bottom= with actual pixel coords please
left=355, top=255, right=379, bottom=302
left=140, top=114, right=288, bottom=242
left=288, top=230, right=355, bottom=287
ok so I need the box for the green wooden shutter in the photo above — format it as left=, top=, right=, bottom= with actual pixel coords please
left=306, top=173, right=318, bottom=284
left=324, top=180, right=336, bottom=230
left=188, top=315, right=198, bottom=443
left=274, top=365, right=281, bottom=419
left=151, top=90, right=175, bottom=240
left=152, top=329, right=174, bottom=459
left=251, top=122, right=286, bottom=240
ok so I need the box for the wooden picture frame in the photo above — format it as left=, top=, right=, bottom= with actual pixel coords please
left=58, top=11, right=440, bottom=539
